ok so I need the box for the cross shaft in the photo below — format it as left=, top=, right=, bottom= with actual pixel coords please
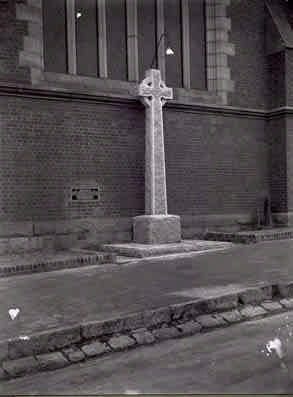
left=138, top=69, right=173, bottom=215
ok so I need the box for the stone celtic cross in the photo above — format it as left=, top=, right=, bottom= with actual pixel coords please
left=138, top=69, right=173, bottom=215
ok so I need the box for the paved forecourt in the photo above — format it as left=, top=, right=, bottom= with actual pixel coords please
left=1, top=238, right=293, bottom=342
left=2, top=239, right=293, bottom=378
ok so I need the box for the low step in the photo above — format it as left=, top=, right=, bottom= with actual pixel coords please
left=204, top=227, right=293, bottom=244
left=101, top=239, right=233, bottom=258
left=0, top=250, right=116, bottom=277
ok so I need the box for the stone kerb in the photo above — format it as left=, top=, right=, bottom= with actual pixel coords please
left=3, top=281, right=293, bottom=380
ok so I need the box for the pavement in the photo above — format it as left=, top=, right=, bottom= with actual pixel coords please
left=1, top=238, right=293, bottom=342
left=3, top=311, right=293, bottom=394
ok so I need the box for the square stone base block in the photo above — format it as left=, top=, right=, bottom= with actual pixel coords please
left=133, top=215, right=181, bottom=244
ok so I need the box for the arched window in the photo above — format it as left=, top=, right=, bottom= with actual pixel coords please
left=42, top=0, right=207, bottom=90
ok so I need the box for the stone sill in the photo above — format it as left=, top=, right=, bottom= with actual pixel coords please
left=34, top=71, right=221, bottom=106
left=0, top=80, right=270, bottom=118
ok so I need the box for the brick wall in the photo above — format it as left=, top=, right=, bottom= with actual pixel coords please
left=0, top=0, right=29, bottom=83
left=269, top=116, right=287, bottom=213
left=164, top=108, right=269, bottom=217
left=286, top=49, right=293, bottom=107
left=0, top=95, right=269, bottom=225
left=228, top=0, right=267, bottom=109
left=267, top=51, right=286, bottom=109
left=285, top=116, right=293, bottom=212
left=269, top=114, right=293, bottom=215
left=0, top=96, right=145, bottom=222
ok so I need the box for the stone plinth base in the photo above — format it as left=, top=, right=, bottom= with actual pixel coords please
left=101, top=239, right=231, bottom=258
left=133, top=215, right=181, bottom=244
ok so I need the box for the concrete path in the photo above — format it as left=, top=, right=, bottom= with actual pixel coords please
left=3, top=311, right=293, bottom=394
left=1, top=239, right=293, bottom=341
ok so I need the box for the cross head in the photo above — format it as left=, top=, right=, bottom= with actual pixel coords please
left=139, top=69, right=173, bottom=107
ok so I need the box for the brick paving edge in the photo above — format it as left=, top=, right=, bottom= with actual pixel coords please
left=2, top=281, right=293, bottom=380
left=0, top=252, right=116, bottom=278
left=204, top=230, right=293, bottom=244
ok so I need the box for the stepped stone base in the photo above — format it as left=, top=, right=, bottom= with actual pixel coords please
left=101, top=239, right=232, bottom=258
left=133, top=215, right=181, bottom=244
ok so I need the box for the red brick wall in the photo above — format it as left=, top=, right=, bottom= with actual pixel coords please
left=0, top=95, right=145, bottom=222
left=285, top=116, right=293, bottom=212
left=164, top=108, right=269, bottom=216
left=0, top=0, right=275, bottom=230
left=0, top=94, right=269, bottom=223
left=269, top=116, right=287, bottom=213
left=267, top=51, right=286, bottom=109
left=269, top=114, right=293, bottom=215
left=286, top=50, right=293, bottom=107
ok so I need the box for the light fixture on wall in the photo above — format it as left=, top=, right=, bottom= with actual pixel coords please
left=76, top=11, right=82, bottom=19
left=165, top=46, right=175, bottom=56
left=150, top=32, right=174, bottom=69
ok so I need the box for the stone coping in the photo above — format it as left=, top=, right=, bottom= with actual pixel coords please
left=1, top=281, right=293, bottom=380
left=0, top=83, right=267, bottom=117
